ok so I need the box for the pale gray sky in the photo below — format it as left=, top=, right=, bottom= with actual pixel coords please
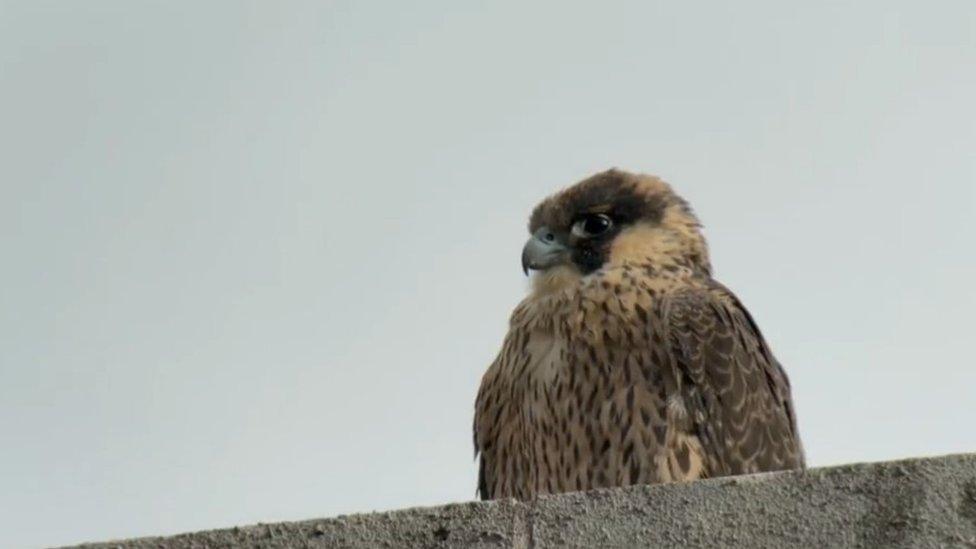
left=1, top=1, right=974, bottom=547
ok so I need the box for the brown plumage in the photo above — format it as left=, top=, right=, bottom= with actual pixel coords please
left=473, top=169, right=804, bottom=500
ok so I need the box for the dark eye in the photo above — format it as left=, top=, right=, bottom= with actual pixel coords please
left=571, top=213, right=613, bottom=238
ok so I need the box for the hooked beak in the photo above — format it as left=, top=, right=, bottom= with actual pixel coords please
left=521, top=227, right=569, bottom=275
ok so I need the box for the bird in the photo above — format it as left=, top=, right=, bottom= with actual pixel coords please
left=473, top=168, right=804, bottom=501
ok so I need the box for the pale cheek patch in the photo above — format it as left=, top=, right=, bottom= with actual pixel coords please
left=530, top=264, right=582, bottom=296
left=607, top=223, right=679, bottom=266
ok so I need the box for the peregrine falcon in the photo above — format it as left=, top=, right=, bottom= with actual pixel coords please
left=473, top=169, right=804, bottom=500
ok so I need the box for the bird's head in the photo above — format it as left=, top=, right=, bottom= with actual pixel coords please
left=523, top=169, right=711, bottom=293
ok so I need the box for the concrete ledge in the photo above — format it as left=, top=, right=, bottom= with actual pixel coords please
left=68, top=453, right=976, bottom=548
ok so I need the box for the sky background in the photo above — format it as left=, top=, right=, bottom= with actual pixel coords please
left=1, top=1, right=974, bottom=547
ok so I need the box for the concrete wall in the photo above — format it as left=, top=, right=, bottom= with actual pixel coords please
left=69, top=453, right=976, bottom=548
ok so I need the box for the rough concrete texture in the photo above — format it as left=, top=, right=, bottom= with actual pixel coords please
left=68, top=453, right=976, bottom=549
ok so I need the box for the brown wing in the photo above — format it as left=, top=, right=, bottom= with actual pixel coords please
left=665, top=283, right=804, bottom=476
left=473, top=343, right=512, bottom=501
left=473, top=364, right=496, bottom=501
left=475, top=436, right=490, bottom=500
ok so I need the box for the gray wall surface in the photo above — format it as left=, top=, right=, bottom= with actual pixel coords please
left=70, top=453, right=976, bottom=549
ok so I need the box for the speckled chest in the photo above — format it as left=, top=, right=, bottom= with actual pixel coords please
left=481, top=265, right=701, bottom=498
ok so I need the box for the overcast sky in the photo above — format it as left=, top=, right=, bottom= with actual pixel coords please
left=1, top=1, right=974, bottom=547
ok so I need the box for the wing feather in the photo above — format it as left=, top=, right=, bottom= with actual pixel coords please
left=665, top=284, right=804, bottom=476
